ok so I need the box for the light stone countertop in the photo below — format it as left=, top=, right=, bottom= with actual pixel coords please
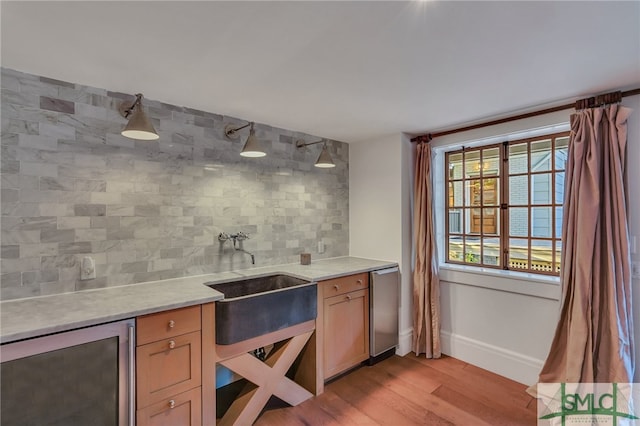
left=1, top=256, right=397, bottom=343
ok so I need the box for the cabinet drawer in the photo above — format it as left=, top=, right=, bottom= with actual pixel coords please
left=137, top=305, right=201, bottom=345
left=137, top=387, right=202, bottom=426
left=137, top=331, right=202, bottom=408
left=321, top=273, right=368, bottom=298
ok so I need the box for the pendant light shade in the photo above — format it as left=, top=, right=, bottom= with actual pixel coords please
left=119, top=94, right=159, bottom=140
left=315, top=143, right=336, bottom=168
left=225, top=121, right=267, bottom=158
left=121, top=107, right=159, bottom=140
left=240, top=124, right=267, bottom=157
left=296, top=139, right=336, bottom=168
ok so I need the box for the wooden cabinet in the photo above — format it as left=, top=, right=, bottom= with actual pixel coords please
left=319, top=273, right=370, bottom=380
left=136, top=305, right=203, bottom=426
left=296, top=272, right=371, bottom=396
left=137, top=331, right=201, bottom=408
left=137, top=387, right=202, bottom=426
left=137, top=305, right=202, bottom=346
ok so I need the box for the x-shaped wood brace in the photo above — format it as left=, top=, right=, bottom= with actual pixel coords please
left=218, top=330, right=314, bottom=426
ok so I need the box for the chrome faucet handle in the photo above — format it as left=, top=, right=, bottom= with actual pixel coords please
left=236, top=231, right=250, bottom=241
left=218, top=232, right=230, bottom=242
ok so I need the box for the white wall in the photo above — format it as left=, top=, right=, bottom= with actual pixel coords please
left=349, top=134, right=414, bottom=355
left=625, top=94, right=640, bottom=384
left=350, top=94, right=640, bottom=385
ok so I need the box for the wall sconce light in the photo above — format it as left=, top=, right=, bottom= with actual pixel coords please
left=296, top=139, right=336, bottom=168
left=118, top=93, right=159, bottom=140
left=224, top=121, right=266, bottom=157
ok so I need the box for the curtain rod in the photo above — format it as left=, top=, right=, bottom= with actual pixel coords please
left=411, top=87, right=640, bottom=143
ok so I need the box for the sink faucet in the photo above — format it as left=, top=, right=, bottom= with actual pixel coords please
left=219, top=231, right=255, bottom=265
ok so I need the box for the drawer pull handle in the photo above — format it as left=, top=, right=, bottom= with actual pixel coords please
left=356, top=279, right=363, bottom=285
left=169, top=340, right=176, bottom=349
left=169, top=399, right=175, bottom=409
left=168, top=320, right=175, bottom=328
left=333, top=284, right=340, bottom=290
left=346, top=295, right=352, bottom=301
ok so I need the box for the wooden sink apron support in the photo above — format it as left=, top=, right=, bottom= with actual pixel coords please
left=215, top=320, right=316, bottom=426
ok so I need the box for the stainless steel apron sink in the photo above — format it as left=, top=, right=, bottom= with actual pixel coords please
left=205, top=274, right=317, bottom=345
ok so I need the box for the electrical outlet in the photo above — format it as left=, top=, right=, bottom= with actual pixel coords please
left=632, top=261, right=640, bottom=280
left=318, top=240, right=325, bottom=254
left=80, top=256, right=96, bottom=280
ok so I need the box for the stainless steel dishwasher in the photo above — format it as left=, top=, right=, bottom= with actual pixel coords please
left=369, top=267, right=400, bottom=364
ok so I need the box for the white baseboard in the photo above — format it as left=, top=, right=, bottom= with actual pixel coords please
left=440, top=330, right=544, bottom=385
left=396, top=327, right=413, bottom=356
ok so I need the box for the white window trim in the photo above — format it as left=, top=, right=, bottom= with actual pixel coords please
left=439, top=263, right=561, bottom=300
left=432, top=123, right=569, bottom=300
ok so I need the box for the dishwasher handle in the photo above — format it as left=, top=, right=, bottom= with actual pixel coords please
left=372, top=267, right=399, bottom=275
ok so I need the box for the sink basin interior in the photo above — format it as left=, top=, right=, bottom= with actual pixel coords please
left=206, top=274, right=311, bottom=299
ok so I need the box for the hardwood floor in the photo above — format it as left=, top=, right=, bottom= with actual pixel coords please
left=254, top=354, right=537, bottom=425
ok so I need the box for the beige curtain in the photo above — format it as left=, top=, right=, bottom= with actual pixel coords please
left=412, top=142, right=441, bottom=358
left=538, top=104, right=634, bottom=384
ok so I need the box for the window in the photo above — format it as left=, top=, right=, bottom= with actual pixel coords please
left=445, top=131, right=569, bottom=275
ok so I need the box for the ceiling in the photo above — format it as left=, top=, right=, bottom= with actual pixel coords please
left=2, top=1, right=639, bottom=143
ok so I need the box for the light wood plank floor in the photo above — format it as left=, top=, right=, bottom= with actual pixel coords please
left=254, top=354, right=537, bottom=425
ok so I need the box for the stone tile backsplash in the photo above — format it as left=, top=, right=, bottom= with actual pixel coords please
left=1, top=68, right=349, bottom=300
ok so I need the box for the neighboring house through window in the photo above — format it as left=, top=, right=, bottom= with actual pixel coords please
left=444, top=131, right=569, bottom=275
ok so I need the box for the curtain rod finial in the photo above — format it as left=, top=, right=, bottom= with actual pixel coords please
left=411, top=134, right=433, bottom=144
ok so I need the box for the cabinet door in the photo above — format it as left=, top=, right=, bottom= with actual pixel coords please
left=137, top=331, right=202, bottom=408
left=137, top=387, right=202, bottom=426
left=323, top=289, right=369, bottom=378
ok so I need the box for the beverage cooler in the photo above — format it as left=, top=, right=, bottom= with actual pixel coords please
left=1, top=320, right=135, bottom=426
left=369, top=267, right=400, bottom=364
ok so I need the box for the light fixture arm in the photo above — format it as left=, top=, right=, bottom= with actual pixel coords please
left=119, top=93, right=144, bottom=119
left=225, top=121, right=253, bottom=139
left=296, top=139, right=325, bottom=148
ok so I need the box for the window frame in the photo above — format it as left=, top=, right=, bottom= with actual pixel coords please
left=444, top=131, right=569, bottom=276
